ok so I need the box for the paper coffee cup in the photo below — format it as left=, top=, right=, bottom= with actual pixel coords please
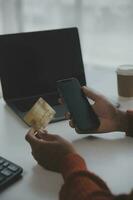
left=116, top=65, right=133, bottom=97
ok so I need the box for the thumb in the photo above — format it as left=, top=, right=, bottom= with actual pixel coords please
left=25, top=128, right=42, bottom=146
left=82, top=86, right=101, bottom=101
left=36, top=132, right=61, bottom=142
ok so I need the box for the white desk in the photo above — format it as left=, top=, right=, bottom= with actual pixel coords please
left=0, top=67, right=133, bottom=200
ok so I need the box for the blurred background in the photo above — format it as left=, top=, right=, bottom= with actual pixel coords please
left=0, top=0, right=133, bottom=69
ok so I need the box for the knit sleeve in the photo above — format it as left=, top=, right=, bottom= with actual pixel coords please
left=59, top=153, right=113, bottom=200
left=59, top=153, right=133, bottom=200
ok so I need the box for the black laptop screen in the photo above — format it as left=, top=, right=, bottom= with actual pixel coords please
left=0, top=27, right=86, bottom=105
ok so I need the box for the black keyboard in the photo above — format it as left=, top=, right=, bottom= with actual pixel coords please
left=10, top=95, right=59, bottom=112
left=0, top=156, right=23, bottom=190
left=8, top=96, right=43, bottom=113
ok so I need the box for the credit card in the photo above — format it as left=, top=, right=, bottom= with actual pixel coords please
left=23, top=97, right=56, bottom=130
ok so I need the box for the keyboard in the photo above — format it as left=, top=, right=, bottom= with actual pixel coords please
left=9, top=95, right=59, bottom=112
left=12, top=97, right=39, bottom=112
left=0, top=156, right=23, bottom=190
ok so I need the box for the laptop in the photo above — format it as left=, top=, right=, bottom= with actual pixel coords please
left=0, top=27, right=86, bottom=124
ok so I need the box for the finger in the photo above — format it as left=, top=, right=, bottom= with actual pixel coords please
left=75, top=126, right=90, bottom=134
left=75, top=126, right=99, bottom=134
left=25, top=128, right=42, bottom=145
left=38, top=129, right=48, bottom=134
left=33, top=129, right=48, bottom=139
left=65, top=112, right=71, bottom=120
left=69, top=120, right=75, bottom=128
left=36, top=132, right=56, bottom=141
left=82, top=86, right=101, bottom=101
left=37, top=132, right=62, bottom=142
left=58, top=98, right=63, bottom=105
left=75, top=127, right=83, bottom=134
left=58, top=98, right=64, bottom=105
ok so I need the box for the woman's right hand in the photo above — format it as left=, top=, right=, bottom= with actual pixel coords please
left=65, top=86, right=128, bottom=134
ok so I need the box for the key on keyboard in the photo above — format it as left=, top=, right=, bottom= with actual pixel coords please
left=0, top=156, right=23, bottom=190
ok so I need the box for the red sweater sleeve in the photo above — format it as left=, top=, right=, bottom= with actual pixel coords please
left=59, top=153, right=133, bottom=200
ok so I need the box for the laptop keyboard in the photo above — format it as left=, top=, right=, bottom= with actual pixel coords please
left=11, top=95, right=60, bottom=113
left=8, top=96, right=68, bottom=123
left=0, top=156, right=23, bottom=190
left=13, top=97, right=39, bottom=112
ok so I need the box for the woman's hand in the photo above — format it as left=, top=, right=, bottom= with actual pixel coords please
left=66, top=86, right=128, bottom=133
left=25, top=129, right=76, bottom=172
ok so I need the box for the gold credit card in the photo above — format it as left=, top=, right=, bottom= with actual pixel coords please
left=23, top=97, right=56, bottom=130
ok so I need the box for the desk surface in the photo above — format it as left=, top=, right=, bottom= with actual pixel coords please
left=0, top=67, right=133, bottom=200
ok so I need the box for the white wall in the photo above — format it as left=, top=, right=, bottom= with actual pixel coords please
left=0, top=0, right=133, bottom=68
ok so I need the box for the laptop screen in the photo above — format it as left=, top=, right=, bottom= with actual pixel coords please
left=0, top=27, right=86, bottom=105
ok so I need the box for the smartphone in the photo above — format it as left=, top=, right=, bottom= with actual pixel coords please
left=56, top=77, right=100, bottom=133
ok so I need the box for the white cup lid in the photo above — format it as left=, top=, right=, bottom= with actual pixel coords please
left=117, top=65, right=133, bottom=76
